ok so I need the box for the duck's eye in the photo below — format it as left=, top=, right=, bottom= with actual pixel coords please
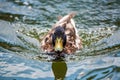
left=63, top=34, right=66, bottom=47
left=52, top=34, right=55, bottom=46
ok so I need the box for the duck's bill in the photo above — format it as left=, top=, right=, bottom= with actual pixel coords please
left=54, top=37, right=63, bottom=52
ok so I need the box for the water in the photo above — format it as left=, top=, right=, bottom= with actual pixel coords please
left=0, top=0, right=120, bottom=80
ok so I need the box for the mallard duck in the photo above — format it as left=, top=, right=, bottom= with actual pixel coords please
left=41, top=12, right=82, bottom=54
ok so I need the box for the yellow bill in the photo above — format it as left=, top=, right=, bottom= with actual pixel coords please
left=54, top=37, right=63, bottom=52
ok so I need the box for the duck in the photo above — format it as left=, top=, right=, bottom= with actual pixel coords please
left=41, top=12, right=82, bottom=54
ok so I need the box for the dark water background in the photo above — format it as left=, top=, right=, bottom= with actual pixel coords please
left=0, top=0, right=120, bottom=80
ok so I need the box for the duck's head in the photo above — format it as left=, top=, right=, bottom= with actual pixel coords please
left=52, top=26, right=66, bottom=53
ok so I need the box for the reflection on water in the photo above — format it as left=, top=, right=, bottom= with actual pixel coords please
left=52, top=58, right=67, bottom=80
left=0, top=52, right=120, bottom=80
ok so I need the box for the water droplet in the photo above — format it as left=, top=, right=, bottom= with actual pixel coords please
left=23, top=2, right=29, bottom=6
left=10, top=15, right=13, bottom=18
left=15, top=17, right=19, bottom=20
left=15, top=0, right=20, bottom=3
left=28, top=6, right=32, bottom=9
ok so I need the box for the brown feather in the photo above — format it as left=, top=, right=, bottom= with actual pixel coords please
left=41, top=12, right=82, bottom=54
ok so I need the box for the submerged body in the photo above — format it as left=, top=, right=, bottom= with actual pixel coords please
left=41, top=12, right=82, bottom=54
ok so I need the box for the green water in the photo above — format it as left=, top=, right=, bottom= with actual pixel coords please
left=0, top=0, right=120, bottom=80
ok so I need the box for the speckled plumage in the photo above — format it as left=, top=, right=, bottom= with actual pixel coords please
left=41, top=12, right=82, bottom=54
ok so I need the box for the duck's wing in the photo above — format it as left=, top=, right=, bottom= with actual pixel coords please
left=63, top=19, right=82, bottom=54
left=62, top=16, right=82, bottom=54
